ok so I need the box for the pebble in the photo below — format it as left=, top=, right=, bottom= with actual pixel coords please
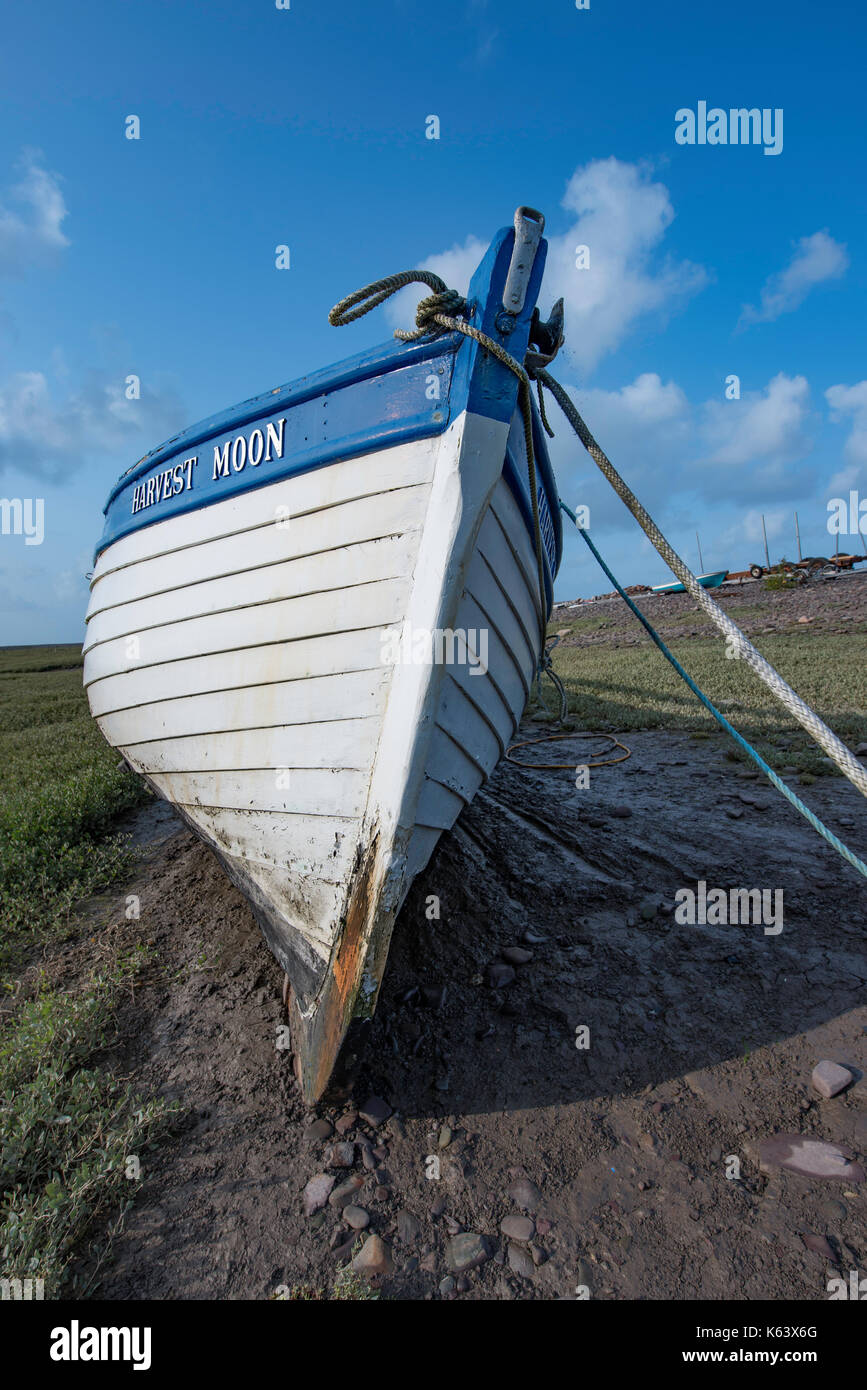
left=500, top=1214, right=535, bottom=1243
left=343, top=1205, right=370, bottom=1231
left=502, top=946, right=533, bottom=965
left=396, top=1209, right=421, bottom=1244
left=302, top=1173, right=335, bottom=1216
left=306, top=1118, right=333, bottom=1143
left=820, top=1199, right=847, bottom=1223
left=507, top=1177, right=542, bottom=1212
left=332, top=1235, right=356, bottom=1263
left=360, top=1142, right=376, bottom=1171
left=576, top=1259, right=594, bottom=1294
left=507, top=1243, right=535, bottom=1278
left=529, top=1243, right=548, bottom=1266
left=351, top=1234, right=394, bottom=1279
left=487, top=962, right=516, bottom=989
left=456, top=1275, right=469, bottom=1292
left=445, top=1233, right=491, bottom=1273
left=360, top=1095, right=392, bottom=1128
left=812, top=1060, right=854, bottom=1099
left=439, top=1275, right=455, bottom=1296
left=404, top=1256, right=419, bottom=1273
left=523, top=930, right=548, bottom=944
left=759, top=1134, right=865, bottom=1183
left=335, top=1112, right=357, bottom=1135
left=419, top=1252, right=437, bottom=1272
left=326, top=1141, right=355, bottom=1168
left=431, top=1195, right=447, bottom=1217
left=438, top=1125, right=453, bottom=1148
left=375, top=1185, right=390, bottom=1202
left=329, top=1175, right=365, bottom=1208
left=801, top=1232, right=836, bottom=1260
left=535, top=1218, right=551, bottom=1236
left=611, top=804, right=633, bottom=818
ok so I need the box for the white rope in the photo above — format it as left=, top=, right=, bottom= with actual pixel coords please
left=534, top=368, right=867, bottom=800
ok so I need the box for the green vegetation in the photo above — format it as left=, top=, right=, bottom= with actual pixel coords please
left=0, top=954, right=177, bottom=1297
left=0, top=645, right=147, bottom=974
left=545, top=630, right=867, bottom=777
left=0, top=645, right=172, bottom=1297
left=273, top=1247, right=381, bottom=1300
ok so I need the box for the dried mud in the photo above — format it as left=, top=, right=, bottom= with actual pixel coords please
left=68, top=718, right=866, bottom=1301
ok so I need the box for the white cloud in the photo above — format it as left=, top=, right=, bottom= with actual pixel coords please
left=386, top=160, right=707, bottom=373
left=739, top=230, right=848, bottom=326
left=717, top=507, right=789, bottom=553
left=0, top=369, right=185, bottom=481
left=825, top=381, right=867, bottom=481
left=543, top=159, right=708, bottom=371
left=697, top=373, right=813, bottom=480
left=547, top=371, right=692, bottom=531
left=0, top=151, right=69, bottom=275
left=548, top=370, right=816, bottom=539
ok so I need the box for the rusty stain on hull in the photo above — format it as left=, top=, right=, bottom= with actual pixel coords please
left=288, top=832, right=396, bottom=1104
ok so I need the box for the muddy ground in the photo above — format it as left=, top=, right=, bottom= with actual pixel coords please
left=61, top=707, right=866, bottom=1301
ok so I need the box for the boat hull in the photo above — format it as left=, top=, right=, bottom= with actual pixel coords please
left=650, top=570, right=727, bottom=595
left=85, top=407, right=547, bottom=1098
left=84, top=211, right=560, bottom=1101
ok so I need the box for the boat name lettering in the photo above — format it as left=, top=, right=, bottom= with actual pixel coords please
left=130, top=456, right=198, bottom=515
left=212, top=418, right=286, bottom=481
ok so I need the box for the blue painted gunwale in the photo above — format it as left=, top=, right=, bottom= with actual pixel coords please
left=95, top=220, right=563, bottom=583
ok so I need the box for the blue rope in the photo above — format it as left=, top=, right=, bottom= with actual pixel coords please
left=559, top=502, right=867, bottom=881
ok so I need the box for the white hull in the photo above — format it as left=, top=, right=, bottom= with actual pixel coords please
left=84, top=408, right=544, bottom=1098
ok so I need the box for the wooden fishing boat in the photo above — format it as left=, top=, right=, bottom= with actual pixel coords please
left=650, top=570, right=727, bottom=595
left=83, top=208, right=563, bottom=1102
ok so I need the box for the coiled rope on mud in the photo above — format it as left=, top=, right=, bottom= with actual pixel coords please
left=506, top=731, right=631, bottom=771
left=562, top=506, right=867, bottom=881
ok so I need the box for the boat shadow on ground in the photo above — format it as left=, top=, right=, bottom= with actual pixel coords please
left=361, top=729, right=867, bottom=1119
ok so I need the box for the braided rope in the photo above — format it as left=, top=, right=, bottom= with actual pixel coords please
left=329, top=269, right=866, bottom=805
left=537, top=369, right=867, bottom=801
left=564, top=507, right=867, bottom=880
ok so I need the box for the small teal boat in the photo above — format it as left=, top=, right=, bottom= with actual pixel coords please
left=651, top=570, right=727, bottom=595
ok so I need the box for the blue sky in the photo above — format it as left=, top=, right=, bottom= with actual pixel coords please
left=1, top=0, right=865, bottom=642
